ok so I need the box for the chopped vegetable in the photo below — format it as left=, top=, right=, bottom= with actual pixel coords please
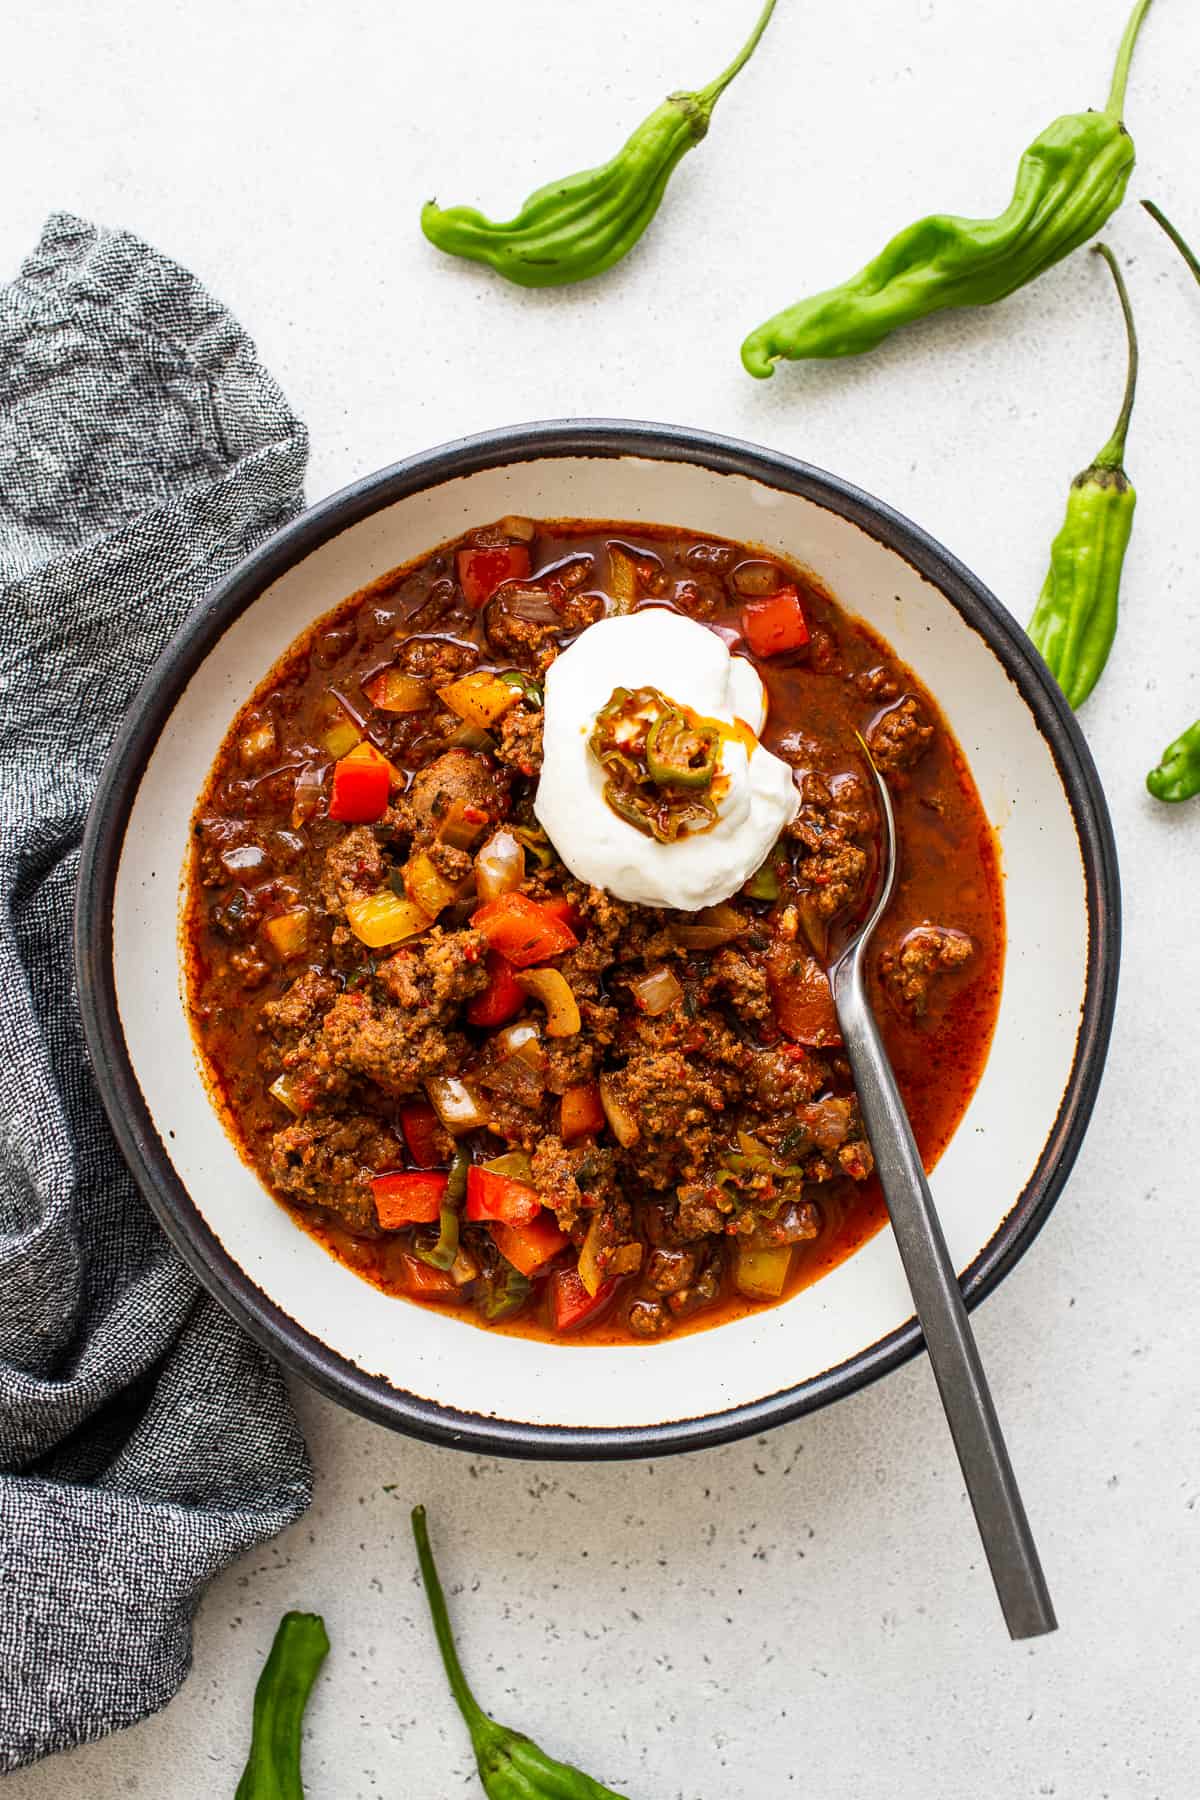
left=398, top=1253, right=461, bottom=1301
left=346, top=890, right=433, bottom=949
left=399, top=1102, right=444, bottom=1169
left=268, top=1073, right=308, bottom=1117
left=628, top=966, right=682, bottom=1016
left=475, top=1257, right=532, bottom=1323
left=516, top=966, right=581, bottom=1037
left=670, top=902, right=745, bottom=951
left=589, top=685, right=721, bottom=842
left=363, top=667, right=432, bottom=712
left=404, top=849, right=463, bottom=919
left=607, top=542, right=641, bottom=612
left=263, top=907, right=310, bottom=960
left=734, top=1242, right=792, bottom=1301
left=766, top=942, right=841, bottom=1047
left=466, top=950, right=526, bottom=1026
left=741, top=587, right=810, bottom=658
left=550, top=1267, right=618, bottom=1333
left=491, top=1212, right=568, bottom=1277
left=438, top=668, right=522, bottom=728
left=497, top=669, right=544, bottom=708
left=743, top=855, right=781, bottom=901
left=597, top=1075, right=639, bottom=1147
left=471, top=893, right=579, bottom=968
left=329, top=746, right=391, bottom=822
left=239, top=719, right=278, bottom=768
left=321, top=718, right=364, bottom=760
left=372, top=1170, right=448, bottom=1229
left=457, top=544, right=532, bottom=607
left=425, top=1074, right=490, bottom=1135
left=560, top=1082, right=605, bottom=1141
left=413, top=1203, right=462, bottom=1272
left=731, top=559, right=784, bottom=597
left=474, top=829, right=526, bottom=902
left=234, top=1611, right=329, bottom=1800
left=437, top=797, right=491, bottom=851
left=576, top=1212, right=606, bottom=1297
left=465, top=1165, right=542, bottom=1225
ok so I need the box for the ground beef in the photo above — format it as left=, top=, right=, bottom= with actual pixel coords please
left=866, top=695, right=935, bottom=777
left=269, top=1111, right=398, bottom=1234
left=320, top=826, right=385, bottom=915
left=557, top=884, right=636, bottom=999
left=614, top=1011, right=748, bottom=1189
left=261, top=968, right=339, bottom=1034
left=881, top=923, right=973, bottom=1016
left=398, top=749, right=505, bottom=842
left=376, top=926, right=488, bottom=1011
left=541, top=1034, right=600, bottom=1094
left=301, top=991, right=468, bottom=1097
left=704, top=947, right=772, bottom=1027
left=787, top=770, right=871, bottom=939
left=531, top=1136, right=618, bottom=1232
left=485, top=586, right=605, bottom=672
left=494, top=706, right=544, bottom=778
left=396, top=635, right=479, bottom=683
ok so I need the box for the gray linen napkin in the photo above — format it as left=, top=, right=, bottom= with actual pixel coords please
left=0, top=214, right=313, bottom=1772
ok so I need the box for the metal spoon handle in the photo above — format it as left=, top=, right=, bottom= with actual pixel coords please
left=832, top=958, right=1057, bottom=1640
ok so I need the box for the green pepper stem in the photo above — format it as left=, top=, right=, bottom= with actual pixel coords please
left=411, top=1506, right=491, bottom=1742
left=1142, top=200, right=1200, bottom=286
left=695, top=0, right=777, bottom=112
left=1091, top=245, right=1139, bottom=469
left=1106, top=0, right=1153, bottom=121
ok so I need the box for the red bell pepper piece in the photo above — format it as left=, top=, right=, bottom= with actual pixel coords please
left=396, top=1253, right=459, bottom=1300
left=465, top=1165, right=542, bottom=1225
left=371, top=1170, right=448, bottom=1228
left=560, top=1081, right=605, bottom=1142
left=465, top=950, right=526, bottom=1026
left=491, top=1213, right=568, bottom=1277
left=470, top=893, right=579, bottom=968
left=741, top=586, right=810, bottom=658
left=398, top=1103, right=444, bottom=1169
left=457, top=544, right=531, bottom=608
left=329, top=748, right=391, bottom=822
left=550, top=1266, right=618, bottom=1333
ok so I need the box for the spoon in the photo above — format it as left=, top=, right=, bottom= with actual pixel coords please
left=828, top=747, right=1057, bottom=1640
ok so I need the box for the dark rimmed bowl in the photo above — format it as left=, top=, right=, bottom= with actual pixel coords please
left=76, top=420, right=1119, bottom=1459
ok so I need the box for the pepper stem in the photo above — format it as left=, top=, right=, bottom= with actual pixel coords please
left=1091, top=245, right=1139, bottom=470
left=1105, top=0, right=1153, bottom=121
left=411, top=1506, right=492, bottom=1744
left=695, top=0, right=777, bottom=113
left=1142, top=200, right=1200, bottom=287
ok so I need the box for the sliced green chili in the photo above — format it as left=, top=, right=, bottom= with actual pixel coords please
left=742, top=0, right=1154, bottom=375
left=590, top=685, right=723, bottom=842
left=1028, top=244, right=1139, bottom=708
left=422, top=1, right=776, bottom=289
left=411, top=1506, right=630, bottom=1798
left=475, top=1257, right=532, bottom=1324
left=644, top=707, right=720, bottom=789
left=235, top=1612, right=329, bottom=1800
left=744, top=853, right=781, bottom=900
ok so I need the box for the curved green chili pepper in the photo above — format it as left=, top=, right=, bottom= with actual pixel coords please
left=411, top=1507, right=631, bottom=1799
left=644, top=707, right=720, bottom=789
left=1139, top=201, right=1200, bottom=801
left=742, top=0, right=1153, bottom=376
left=235, top=1612, right=330, bottom=1800
left=1028, top=245, right=1139, bottom=709
left=422, top=0, right=776, bottom=288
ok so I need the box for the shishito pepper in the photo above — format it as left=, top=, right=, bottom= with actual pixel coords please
left=1142, top=201, right=1200, bottom=803
left=411, top=1507, right=630, bottom=1798
left=235, top=1611, right=329, bottom=1800
left=422, top=0, right=776, bottom=288
left=742, top=0, right=1154, bottom=375
left=1028, top=245, right=1139, bottom=708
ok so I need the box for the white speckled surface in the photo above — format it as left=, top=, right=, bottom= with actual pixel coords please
left=5, top=0, right=1199, bottom=1793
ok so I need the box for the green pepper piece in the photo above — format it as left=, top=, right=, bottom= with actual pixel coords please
left=1028, top=244, right=1138, bottom=708
left=411, top=1507, right=631, bottom=1799
left=744, top=854, right=781, bottom=901
left=234, top=1612, right=329, bottom=1800
left=498, top=670, right=544, bottom=709
left=1147, top=720, right=1200, bottom=804
left=422, top=0, right=775, bottom=289
left=476, top=1256, right=532, bottom=1324
left=742, top=0, right=1153, bottom=375
left=644, top=707, right=719, bottom=789
left=414, top=1204, right=461, bottom=1272
left=1140, top=201, right=1200, bottom=802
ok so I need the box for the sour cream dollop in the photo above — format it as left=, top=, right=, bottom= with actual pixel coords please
left=534, top=610, right=798, bottom=912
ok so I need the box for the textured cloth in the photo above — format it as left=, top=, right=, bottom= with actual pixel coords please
left=0, top=215, right=313, bottom=1772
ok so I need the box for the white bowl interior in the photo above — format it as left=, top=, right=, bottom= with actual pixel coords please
left=111, top=454, right=1087, bottom=1430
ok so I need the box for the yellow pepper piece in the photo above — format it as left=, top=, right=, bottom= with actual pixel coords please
left=263, top=907, right=310, bottom=960
left=346, top=891, right=433, bottom=949
left=438, top=670, right=520, bottom=730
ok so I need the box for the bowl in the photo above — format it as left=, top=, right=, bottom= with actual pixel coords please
left=76, top=420, right=1119, bottom=1459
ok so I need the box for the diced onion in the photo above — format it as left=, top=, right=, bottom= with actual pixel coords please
left=629, top=966, right=682, bottom=1016
left=497, top=515, right=537, bottom=542
left=239, top=720, right=277, bottom=769
left=425, top=1075, right=490, bottom=1135
left=671, top=903, right=745, bottom=951
left=268, top=1073, right=305, bottom=1116
left=577, top=1213, right=606, bottom=1297
left=731, top=559, right=785, bottom=597
left=363, top=668, right=432, bottom=713
left=474, top=829, right=525, bottom=901
left=517, top=967, right=581, bottom=1037
left=734, top=1242, right=793, bottom=1301
left=263, top=907, right=310, bottom=960
left=606, top=543, right=640, bottom=613
left=292, top=763, right=326, bottom=828
left=493, top=1021, right=544, bottom=1066
left=346, top=891, right=432, bottom=949
left=598, top=1075, right=640, bottom=1148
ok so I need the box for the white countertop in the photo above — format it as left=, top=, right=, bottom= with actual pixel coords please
left=5, top=1, right=1197, bottom=1794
